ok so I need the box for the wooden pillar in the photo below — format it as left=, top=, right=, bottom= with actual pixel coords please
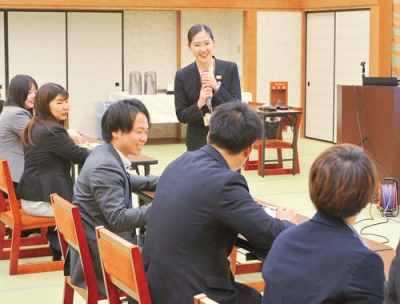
left=176, top=11, right=181, bottom=70
left=176, top=11, right=182, bottom=138
left=369, top=0, right=392, bottom=76
left=377, top=0, right=392, bottom=76
left=243, top=10, right=257, bottom=101
left=299, top=11, right=306, bottom=137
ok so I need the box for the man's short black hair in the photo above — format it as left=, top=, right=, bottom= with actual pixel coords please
left=101, top=99, right=151, bottom=143
left=208, top=102, right=263, bottom=154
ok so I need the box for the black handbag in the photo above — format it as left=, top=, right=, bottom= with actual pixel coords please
left=264, top=120, right=280, bottom=139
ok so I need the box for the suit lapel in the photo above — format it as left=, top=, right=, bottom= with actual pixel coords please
left=103, top=143, right=132, bottom=208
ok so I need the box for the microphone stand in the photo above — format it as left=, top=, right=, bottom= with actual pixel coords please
left=361, top=61, right=366, bottom=79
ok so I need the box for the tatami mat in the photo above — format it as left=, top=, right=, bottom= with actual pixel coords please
left=1, top=137, right=399, bottom=303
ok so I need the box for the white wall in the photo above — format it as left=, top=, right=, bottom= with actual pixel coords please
left=124, top=11, right=177, bottom=92
left=7, top=11, right=67, bottom=88
left=257, top=11, right=302, bottom=106
left=67, top=12, right=123, bottom=138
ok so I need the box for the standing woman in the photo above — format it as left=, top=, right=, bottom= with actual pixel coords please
left=0, top=75, right=38, bottom=187
left=174, top=24, right=242, bottom=151
left=17, top=83, right=92, bottom=259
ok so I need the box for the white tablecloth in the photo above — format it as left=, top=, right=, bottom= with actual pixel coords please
left=108, top=92, right=178, bottom=123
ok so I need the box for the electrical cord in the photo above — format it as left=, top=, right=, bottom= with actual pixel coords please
left=355, top=201, right=391, bottom=245
left=353, top=85, right=364, bottom=147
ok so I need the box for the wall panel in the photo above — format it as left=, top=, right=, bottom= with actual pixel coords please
left=124, top=11, right=177, bottom=92
left=67, top=12, right=122, bottom=138
left=305, top=12, right=335, bottom=142
left=7, top=11, right=67, bottom=87
left=305, top=10, right=370, bottom=142
left=257, top=11, right=302, bottom=105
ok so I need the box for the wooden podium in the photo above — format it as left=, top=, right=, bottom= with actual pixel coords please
left=337, top=85, right=400, bottom=181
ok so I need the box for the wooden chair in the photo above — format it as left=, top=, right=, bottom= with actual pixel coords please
left=51, top=193, right=115, bottom=304
left=244, top=103, right=302, bottom=176
left=95, top=225, right=152, bottom=304
left=194, top=293, right=219, bottom=304
left=0, top=158, right=63, bottom=275
left=229, top=246, right=265, bottom=292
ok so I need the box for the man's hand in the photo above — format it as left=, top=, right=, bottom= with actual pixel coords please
left=275, top=207, right=298, bottom=225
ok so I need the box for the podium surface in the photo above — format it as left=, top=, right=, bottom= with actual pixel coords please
left=337, top=85, right=400, bottom=181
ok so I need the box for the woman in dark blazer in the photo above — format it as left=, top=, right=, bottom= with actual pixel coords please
left=174, top=24, right=241, bottom=151
left=17, top=83, right=92, bottom=259
left=262, top=144, right=385, bottom=304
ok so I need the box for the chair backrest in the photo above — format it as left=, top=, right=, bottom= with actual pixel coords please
left=95, top=226, right=151, bottom=304
left=50, top=193, right=99, bottom=296
left=247, top=101, right=263, bottom=108
left=0, top=158, right=21, bottom=223
left=200, top=298, right=219, bottom=304
left=194, top=293, right=219, bottom=304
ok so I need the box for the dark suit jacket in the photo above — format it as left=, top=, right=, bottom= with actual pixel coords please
left=385, top=241, right=400, bottom=304
left=174, top=57, right=241, bottom=151
left=141, top=145, right=294, bottom=304
left=17, top=122, right=90, bottom=202
left=262, top=212, right=385, bottom=304
left=70, top=143, right=158, bottom=294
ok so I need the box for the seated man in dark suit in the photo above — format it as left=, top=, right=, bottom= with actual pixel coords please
left=142, top=102, right=297, bottom=304
left=70, top=99, right=159, bottom=299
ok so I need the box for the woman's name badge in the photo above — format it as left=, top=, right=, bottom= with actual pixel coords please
left=204, top=113, right=212, bottom=126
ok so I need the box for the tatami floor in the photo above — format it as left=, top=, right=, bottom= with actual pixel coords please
left=1, top=137, right=399, bottom=303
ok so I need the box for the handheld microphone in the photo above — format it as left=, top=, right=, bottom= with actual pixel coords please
left=203, top=70, right=212, bottom=106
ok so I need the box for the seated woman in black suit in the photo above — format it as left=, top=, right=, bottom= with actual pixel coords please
left=262, top=144, right=385, bottom=304
left=17, top=83, right=92, bottom=259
